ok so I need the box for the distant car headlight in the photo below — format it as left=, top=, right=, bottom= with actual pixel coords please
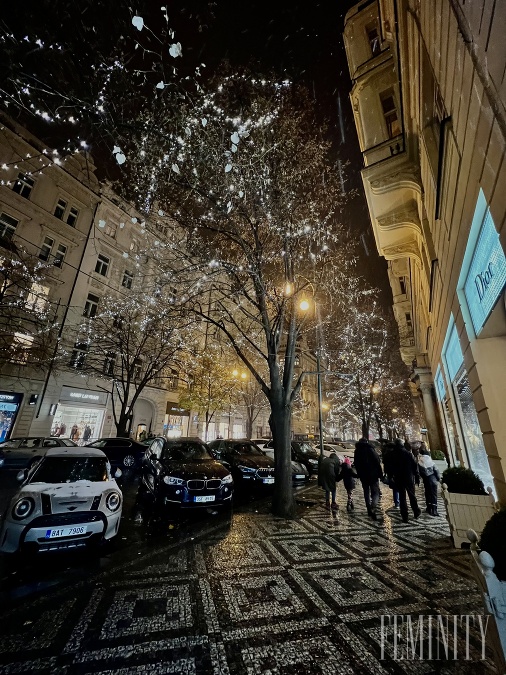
left=163, top=475, right=185, bottom=486
left=238, top=465, right=256, bottom=473
left=309, top=459, right=318, bottom=465
left=221, top=474, right=233, bottom=484
left=12, top=497, right=35, bottom=520
left=105, top=491, right=122, bottom=512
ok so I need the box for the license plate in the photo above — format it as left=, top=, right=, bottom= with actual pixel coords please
left=45, top=526, right=86, bottom=539
left=194, top=495, right=215, bottom=503
left=295, top=474, right=306, bottom=479
left=263, top=477, right=274, bottom=484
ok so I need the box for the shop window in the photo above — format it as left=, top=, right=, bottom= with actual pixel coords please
left=380, top=90, right=401, bottom=139
left=53, top=243, right=67, bottom=268
left=38, top=236, right=54, bottom=262
left=366, top=22, right=381, bottom=56
left=54, top=198, right=67, bottom=220
left=83, top=293, right=100, bottom=318
left=0, top=212, right=18, bottom=241
left=25, top=283, right=50, bottom=313
left=12, top=332, right=34, bottom=363
left=95, top=254, right=110, bottom=277
left=70, top=342, right=88, bottom=369
left=122, top=270, right=134, bottom=289
left=12, top=172, right=34, bottom=199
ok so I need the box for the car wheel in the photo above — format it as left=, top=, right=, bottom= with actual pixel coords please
left=123, top=454, right=135, bottom=468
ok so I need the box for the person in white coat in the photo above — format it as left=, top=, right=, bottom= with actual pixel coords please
left=417, top=444, right=440, bottom=516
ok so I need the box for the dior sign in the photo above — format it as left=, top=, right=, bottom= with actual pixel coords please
left=475, top=262, right=494, bottom=302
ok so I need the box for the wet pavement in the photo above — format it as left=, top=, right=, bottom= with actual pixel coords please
left=0, top=476, right=499, bottom=674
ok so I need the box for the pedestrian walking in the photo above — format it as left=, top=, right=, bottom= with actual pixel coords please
left=318, top=452, right=342, bottom=511
left=354, top=438, right=383, bottom=520
left=82, top=425, right=92, bottom=443
left=340, top=456, right=357, bottom=512
left=417, top=444, right=440, bottom=516
left=383, top=438, right=421, bottom=523
left=381, top=441, right=400, bottom=508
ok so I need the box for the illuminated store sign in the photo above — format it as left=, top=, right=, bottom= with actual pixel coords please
left=463, top=207, right=506, bottom=335
left=59, top=386, right=108, bottom=406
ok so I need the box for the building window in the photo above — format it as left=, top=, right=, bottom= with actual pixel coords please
left=54, top=198, right=67, bottom=220
left=133, top=358, right=143, bottom=380
left=38, top=236, right=54, bottom=262
left=122, top=270, right=134, bottom=289
left=405, top=312, right=412, bottom=330
left=53, top=243, right=67, bottom=268
left=95, top=254, right=110, bottom=276
left=399, top=277, right=407, bottom=295
left=12, top=333, right=34, bottom=363
left=380, top=90, right=401, bottom=138
left=113, top=315, right=124, bottom=329
left=25, top=283, right=50, bottom=313
left=104, top=221, right=117, bottom=238
left=83, top=293, right=100, bottom=318
left=103, top=352, right=116, bottom=376
left=12, top=173, right=34, bottom=199
left=366, top=23, right=381, bottom=56
left=0, top=212, right=18, bottom=241
left=167, top=369, right=179, bottom=390
left=67, top=206, right=79, bottom=227
left=70, top=342, right=88, bottom=369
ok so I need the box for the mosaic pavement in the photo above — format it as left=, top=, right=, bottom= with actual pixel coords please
left=0, top=483, right=499, bottom=674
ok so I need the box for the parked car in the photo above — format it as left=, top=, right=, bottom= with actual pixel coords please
left=250, top=439, right=271, bottom=450
left=0, top=447, right=122, bottom=554
left=261, top=446, right=310, bottom=484
left=208, top=439, right=275, bottom=488
left=263, top=440, right=319, bottom=475
left=323, top=443, right=355, bottom=462
left=0, top=437, right=77, bottom=471
left=141, top=437, right=233, bottom=510
left=85, top=437, right=146, bottom=470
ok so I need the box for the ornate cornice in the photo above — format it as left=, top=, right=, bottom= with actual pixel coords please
left=369, top=165, right=422, bottom=195
left=382, top=238, right=422, bottom=266
left=376, top=202, right=421, bottom=235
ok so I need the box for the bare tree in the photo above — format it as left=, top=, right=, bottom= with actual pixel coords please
left=0, top=243, right=57, bottom=372
left=63, top=289, right=189, bottom=437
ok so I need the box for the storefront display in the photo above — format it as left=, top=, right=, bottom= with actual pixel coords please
left=0, top=392, right=23, bottom=442
left=51, top=386, right=108, bottom=445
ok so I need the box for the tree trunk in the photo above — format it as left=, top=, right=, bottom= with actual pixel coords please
left=269, top=396, right=296, bottom=519
left=115, top=409, right=132, bottom=437
left=245, top=408, right=253, bottom=440
left=361, top=418, right=369, bottom=439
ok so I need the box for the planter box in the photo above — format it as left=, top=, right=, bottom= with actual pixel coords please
left=467, top=529, right=506, bottom=671
left=441, top=484, right=497, bottom=548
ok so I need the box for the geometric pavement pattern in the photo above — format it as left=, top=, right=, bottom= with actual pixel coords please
left=0, top=483, right=499, bottom=674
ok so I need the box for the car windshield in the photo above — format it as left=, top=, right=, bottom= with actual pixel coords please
left=232, top=443, right=264, bottom=455
left=298, top=443, right=315, bottom=454
left=161, top=442, right=212, bottom=461
left=29, top=457, right=109, bottom=483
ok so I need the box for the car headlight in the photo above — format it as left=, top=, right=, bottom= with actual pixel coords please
left=309, top=459, right=318, bottom=465
left=105, top=491, right=122, bottom=512
left=12, top=497, right=35, bottom=520
left=163, top=475, right=185, bottom=486
left=221, top=474, right=233, bottom=484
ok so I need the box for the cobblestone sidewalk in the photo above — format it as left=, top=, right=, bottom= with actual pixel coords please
left=0, top=482, right=498, bottom=674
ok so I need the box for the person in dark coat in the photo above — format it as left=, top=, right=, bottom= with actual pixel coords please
left=381, top=442, right=400, bottom=508
left=318, top=452, right=342, bottom=511
left=340, top=456, right=357, bottom=512
left=383, top=438, right=421, bottom=523
left=417, top=445, right=440, bottom=516
left=354, top=438, right=383, bottom=520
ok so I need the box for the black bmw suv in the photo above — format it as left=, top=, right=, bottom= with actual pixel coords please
left=207, top=439, right=275, bottom=488
left=141, top=437, right=233, bottom=509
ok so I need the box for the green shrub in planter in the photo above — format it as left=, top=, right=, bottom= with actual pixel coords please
left=442, top=466, right=486, bottom=495
left=430, top=449, right=446, bottom=461
left=479, top=510, right=506, bottom=581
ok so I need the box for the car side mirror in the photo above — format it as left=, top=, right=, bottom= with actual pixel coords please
left=16, top=469, right=26, bottom=482
left=114, top=468, right=122, bottom=479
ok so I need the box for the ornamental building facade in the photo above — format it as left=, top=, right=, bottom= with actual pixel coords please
left=344, top=0, right=506, bottom=499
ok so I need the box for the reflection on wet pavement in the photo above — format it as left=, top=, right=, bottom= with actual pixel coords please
left=0, top=476, right=498, bottom=673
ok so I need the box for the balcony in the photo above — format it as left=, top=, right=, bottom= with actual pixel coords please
left=363, top=134, right=405, bottom=168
